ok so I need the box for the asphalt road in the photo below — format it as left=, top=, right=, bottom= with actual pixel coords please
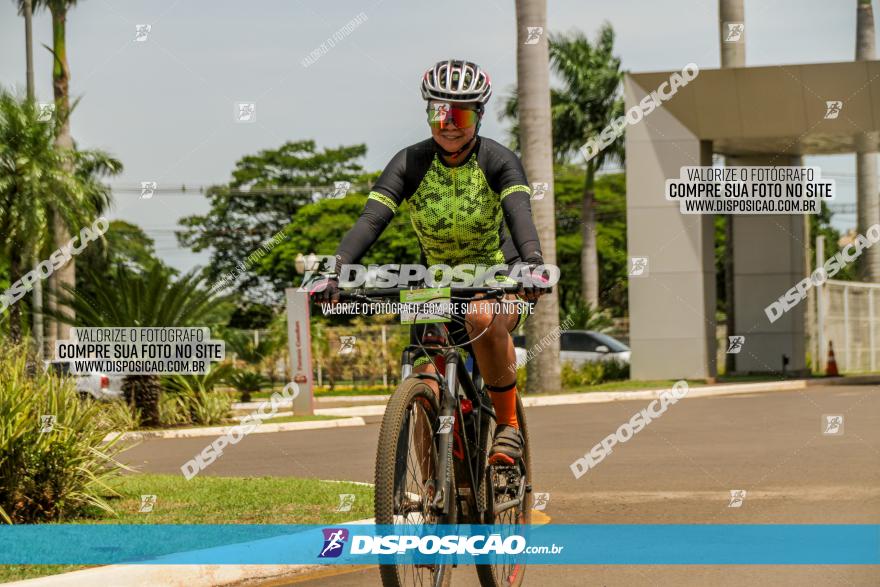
left=121, top=384, right=880, bottom=586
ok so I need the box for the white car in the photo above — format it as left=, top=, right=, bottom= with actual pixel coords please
left=513, top=330, right=631, bottom=368
left=44, top=360, right=124, bottom=401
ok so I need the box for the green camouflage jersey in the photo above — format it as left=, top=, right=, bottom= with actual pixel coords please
left=335, top=137, right=543, bottom=268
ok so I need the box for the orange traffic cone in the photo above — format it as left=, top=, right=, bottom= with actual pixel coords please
left=826, top=341, right=839, bottom=377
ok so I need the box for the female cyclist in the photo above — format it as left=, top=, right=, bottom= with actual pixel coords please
left=314, top=59, right=546, bottom=464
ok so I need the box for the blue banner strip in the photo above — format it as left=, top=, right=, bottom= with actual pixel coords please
left=0, top=524, right=877, bottom=565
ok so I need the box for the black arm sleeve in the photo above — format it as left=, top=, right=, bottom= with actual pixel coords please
left=501, top=192, right=543, bottom=263
left=481, top=139, right=544, bottom=263
left=334, top=200, right=396, bottom=267
left=334, top=147, right=409, bottom=267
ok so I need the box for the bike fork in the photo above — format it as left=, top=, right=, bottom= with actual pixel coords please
left=432, top=352, right=458, bottom=517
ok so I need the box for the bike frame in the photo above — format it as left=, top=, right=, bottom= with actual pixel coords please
left=331, top=284, right=541, bottom=524
left=401, top=335, right=496, bottom=520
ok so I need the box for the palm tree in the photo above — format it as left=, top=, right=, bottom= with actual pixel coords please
left=50, top=265, right=232, bottom=426
left=13, top=0, right=41, bottom=354
left=548, top=28, right=623, bottom=308
left=502, top=27, right=624, bottom=310
left=719, top=0, right=744, bottom=375
left=16, top=0, right=82, bottom=350
left=0, top=91, right=119, bottom=343
left=516, top=0, right=562, bottom=393
left=856, top=0, right=879, bottom=281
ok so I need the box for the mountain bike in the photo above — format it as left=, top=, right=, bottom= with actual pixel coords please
left=335, top=285, right=534, bottom=587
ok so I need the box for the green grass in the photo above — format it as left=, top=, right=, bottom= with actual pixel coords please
left=558, top=379, right=707, bottom=393
left=558, top=372, right=819, bottom=394
left=96, top=474, right=373, bottom=524
left=0, top=474, right=374, bottom=583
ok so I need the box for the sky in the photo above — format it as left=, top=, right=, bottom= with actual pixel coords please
left=0, top=0, right=877, bottom=271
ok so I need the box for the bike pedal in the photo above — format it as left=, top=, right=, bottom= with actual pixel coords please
left=526, top=484, right=532, bottom=493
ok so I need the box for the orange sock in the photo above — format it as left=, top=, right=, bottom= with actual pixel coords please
left=489, top=388, right=519, bottom=429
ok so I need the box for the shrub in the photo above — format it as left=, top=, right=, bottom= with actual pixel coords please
left=158, top=393, right=189, bottom=427
left=161, top=365, right=233, bottom=426
left=0, top=345, right=128, bottom=523
left=90, top=399, right=141, bottom=432
left=176, top=390, right=231, bottom=426
left=560, top=359, right=630, bottom=387
left=227, top=369, right=267, bottom=403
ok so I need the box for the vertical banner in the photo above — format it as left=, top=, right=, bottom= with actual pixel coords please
left=285, top=288, right=315, bottom=415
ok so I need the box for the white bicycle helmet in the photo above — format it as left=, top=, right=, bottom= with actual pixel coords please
left=421, top=59, right=492, bottom=106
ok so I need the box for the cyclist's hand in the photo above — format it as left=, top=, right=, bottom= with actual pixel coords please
left=519, top=262, right=550, bottom=302
left=308, top=275, right=340, bottom=304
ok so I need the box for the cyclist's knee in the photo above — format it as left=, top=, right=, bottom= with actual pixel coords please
left=466, top=300, right=500, bottom=332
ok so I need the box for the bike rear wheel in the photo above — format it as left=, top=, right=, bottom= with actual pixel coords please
left=375, top=377, right=455, bottom=587
left=476, top=393, right=531, bottom=587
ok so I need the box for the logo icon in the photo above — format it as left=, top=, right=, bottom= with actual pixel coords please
left=524, top=27, right=544, bottom=45
left=135, top=24, right=151, bottom=42
left=822, top=414, right=844, bottom=435
left=318, top=528, right=349, bottom=558
left=726, top=336, right=745, bottom=354
left=530, top=182, right=549, bottom=201
left=728, top=489, right=746, bottom=508
left=139, top=494, right=157, bottom=513
left=37, top=103, right=55, bottom=122
left=430, top=102, right=450, bottom=123
left=336, top=494, right=356, bottom=512
left=332, top=181, right=351, bottom=199
left=533, top=492, right=550, bottom=511
left=236, top=102, right=256, bottom=123
left=437, top=415, right=455, bottom=435
left=39, top=414, right=56, bottom=433
left=629, top=257, right=649, bottom=277
left=338, top=336, right=357, bottom=355
left=724, top=23, right=744, bottom=42
left=824, top=101, right=843, bottom=120
left=140, top=181, right=158, bottom=199
left=298, top=254, right=337, bottom=290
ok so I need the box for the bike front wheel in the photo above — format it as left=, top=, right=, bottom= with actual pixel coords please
left=375, top=377, right=455, bottom=587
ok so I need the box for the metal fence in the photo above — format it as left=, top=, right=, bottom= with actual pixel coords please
left=818, top=279, right=880, bottom=373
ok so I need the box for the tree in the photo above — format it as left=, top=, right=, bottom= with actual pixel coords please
left=49, top=265, right=232, bottom=426
left=256, top=194, right=419, bottom=290
left=547, top=28, right=624, bottom=309
left=502, top=27, right=624, bottom=310
left=76, top=220, right=174, bottom=301
left=178, top=140, right=370, bottom=301
left=516, top=0, right=562, bottom=393
left=17, top=0, right=84, bottom=348
left=0, top=91, right=120, bottom=343
left=856, top=0, right=879, bottom=280
left=719, top=0, right=745, bottom=374
left=555, top=167, right=627, bottom=313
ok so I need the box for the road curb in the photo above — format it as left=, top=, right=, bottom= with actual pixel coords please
left=520, top=376, right=880, bottom=407
left=232, top=395, right=389, bottom=411
left=102, top=416, right=366, bottom=442
left=2, top=519, right=377, bottom=587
